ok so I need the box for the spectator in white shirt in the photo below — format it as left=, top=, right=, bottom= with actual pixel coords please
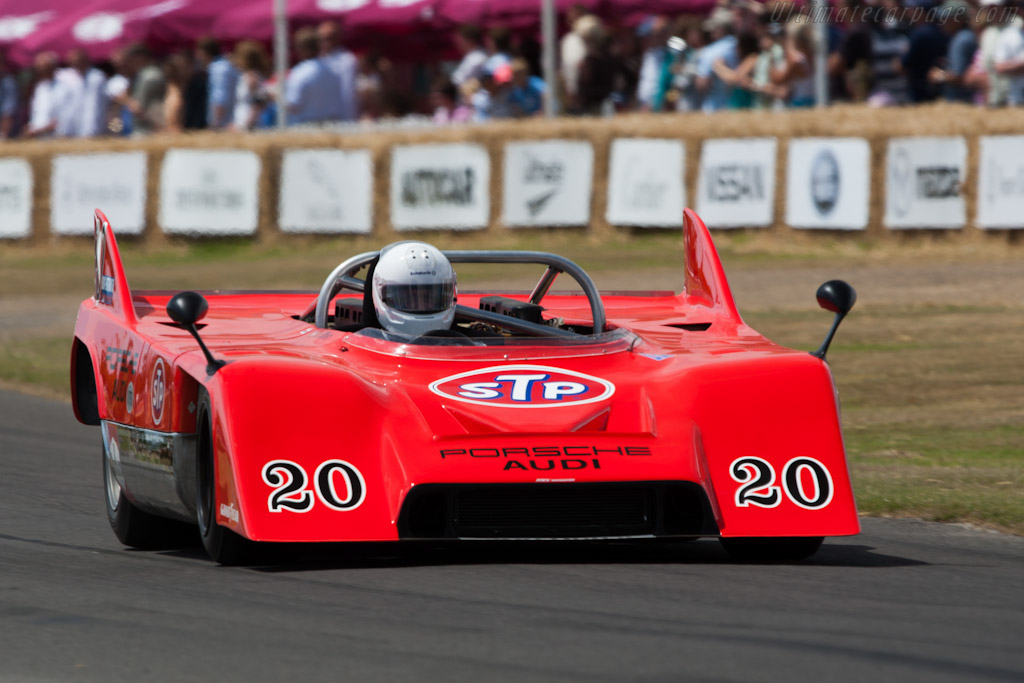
left=286, top=27, right=344, bottom=125
left=318, top=21, right=358, bottom=122
left=560, top=5, right=591, bottom=109
left=0, top=52, right=17, bottom=139
left=55, top=49, right=108, bottom=137
left=451, top=24, right=487, bottom=88
left=25, top=52, right=60, bottom=138
left=232, top=41, right=270, bottom=131
left=636, top=16, right=671, bottom=109
left=994, top=18, right=1024, bottom=104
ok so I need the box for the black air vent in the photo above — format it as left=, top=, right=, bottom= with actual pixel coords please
left=398, top=482, right=717, bottom=540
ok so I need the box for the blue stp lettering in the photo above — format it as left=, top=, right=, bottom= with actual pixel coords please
left=456, top=373, right=590, bottom=402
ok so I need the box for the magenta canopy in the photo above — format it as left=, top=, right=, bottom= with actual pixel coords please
left=0, top=0, right=72, bottom=48
left=436, top=0, right=600, bottom=28
left=4, top=0, right=720, bottom=64
left=213, top=0, right=444, bottom=40
left=7, top=0, right=254, bottom=64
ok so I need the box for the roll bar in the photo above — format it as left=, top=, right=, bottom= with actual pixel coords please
left=313, top=250, right=606, bottom=335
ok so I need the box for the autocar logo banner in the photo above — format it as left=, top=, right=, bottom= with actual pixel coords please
left=390, top=143, right=490, bottom=231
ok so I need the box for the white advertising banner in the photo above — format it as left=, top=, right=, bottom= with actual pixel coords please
left=390, top=144, right=490, bottom=231
left=977, top=135, right=1024, bottom=229
left=605, top=138, right=685, bottom=227
left=502, top=140, right=593, bottom=227
left=51, top=152, right=147, bottom=236
left=786, top=138, right=870, bottom=230
left=279, top=149, right=373, bottom=234
left=159, top=149, right=261, bottom=235
left=0, top=158, right=32, bottom=239
left=884, top=137, right=966, bottom=229
left=696, top=138, right=777, bottom=228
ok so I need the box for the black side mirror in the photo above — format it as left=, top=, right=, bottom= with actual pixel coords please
left=811, top=280, right=856, bottom=361
left=166, top=291, right=209, bottom=326
left=816, top=280, right=857, bottom=316
left=167, top=292, right=224, bottom=374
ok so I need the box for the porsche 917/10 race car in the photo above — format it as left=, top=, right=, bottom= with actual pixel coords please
left=72, top=208, right=859, bottom=564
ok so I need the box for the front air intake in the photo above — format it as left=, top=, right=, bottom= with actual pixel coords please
left=398, top=482, right=717, bottom=540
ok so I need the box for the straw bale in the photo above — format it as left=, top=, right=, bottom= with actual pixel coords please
left=1, top=103, right=1023, bottom=249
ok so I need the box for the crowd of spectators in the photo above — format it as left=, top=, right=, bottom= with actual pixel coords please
left=0, top=0, right=1022, bottom=140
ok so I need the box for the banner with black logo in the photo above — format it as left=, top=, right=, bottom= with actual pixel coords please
left=786, top=138, right=870, bottom=230
left=605, top=138, right=685, bottom=228
left=884, top=137, right=966, bottom=229
left=977, top=136, right=1024, bottom=229
left=0, top=158, right=32, bottom=239
left=390, top=144, right=490, bottom=231
left=52, top=152, right=147, bottom=236
left=159, top=150, right=261, bottom=235
left=696, top=138, right=777, bottom=228
left=279, top=149, right=373, bottom=234
left=502, top=140, right=593, bottom=227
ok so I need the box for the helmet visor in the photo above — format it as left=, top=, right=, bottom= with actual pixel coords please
left=379, top=282, right=455, bottom=314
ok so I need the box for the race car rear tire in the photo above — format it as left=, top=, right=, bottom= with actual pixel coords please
left=196, top=391, right=254, bottom=565
left=103, top=448, right=194, bottom=549
left=719, top=536, right=824, bottom=562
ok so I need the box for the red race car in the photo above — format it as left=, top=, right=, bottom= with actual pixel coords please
left=72, top=208, right=859, bottom=564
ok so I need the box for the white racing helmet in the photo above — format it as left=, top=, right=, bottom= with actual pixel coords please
left=372, top=241, right=457, bottom=337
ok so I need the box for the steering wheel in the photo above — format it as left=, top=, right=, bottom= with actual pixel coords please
left=311, top=250, right=607, bottom=338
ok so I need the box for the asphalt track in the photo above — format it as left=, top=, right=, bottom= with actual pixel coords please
left=1, top=389, right=1022, bottom=683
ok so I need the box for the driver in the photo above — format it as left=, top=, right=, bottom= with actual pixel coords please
left=371, top=241, right=457, bottom=337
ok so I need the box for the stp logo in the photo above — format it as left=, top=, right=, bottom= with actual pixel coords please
left=429, top=365, right=615, bottom=408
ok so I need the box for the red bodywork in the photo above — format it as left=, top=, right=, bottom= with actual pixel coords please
left=73, top=209, right=859, bottom=543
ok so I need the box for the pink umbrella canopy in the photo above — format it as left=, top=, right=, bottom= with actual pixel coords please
left=435, top=0, right=718, bottom=28
left=4, top=0, right=723, bottom=66
left=0, top=0, right=71, bottom=50
left=436, top=0, right=601, bottom=28
left=7, top=0, right=254, bottom=64
left=211, top=0, right=444, bottom=41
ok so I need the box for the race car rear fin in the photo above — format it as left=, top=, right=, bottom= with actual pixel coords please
left=682, top=208, right=741, bottom=322
left=93, top=209, right=137, bottom=323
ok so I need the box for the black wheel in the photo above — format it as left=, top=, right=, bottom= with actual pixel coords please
left=196, top=390, right=254, bottom=565
left=103, top=443, right=193, bottom=549
left=719, top=536, right=824, bottom=562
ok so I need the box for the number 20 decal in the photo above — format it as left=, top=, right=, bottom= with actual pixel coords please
left=730, top=456, right=834, bottom=510
left=262, top=460, right=366, bottom=513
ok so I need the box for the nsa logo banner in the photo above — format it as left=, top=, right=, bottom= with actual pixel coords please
left=786, top=138, right=870, bottom=231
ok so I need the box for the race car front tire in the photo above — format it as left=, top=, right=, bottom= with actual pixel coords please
left=196, top=390, right=255, bottom=565
left=719, top=536, right=824, bottom=562
left=103, top=447, right=194, bottom=549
